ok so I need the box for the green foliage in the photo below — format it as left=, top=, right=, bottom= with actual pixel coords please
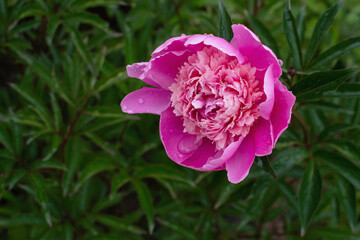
left=0, top=0, right=360, bottom=239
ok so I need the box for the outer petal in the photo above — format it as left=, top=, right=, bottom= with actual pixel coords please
left=199, top=137, right=244, bottom=171
left=126, top=63, right=161, bottom=88
left=230, top=24, right=281, bottom=78
left=180, top=138, right=217, bottom=169
left=259, top=65, right=275, bottom=120
left=152, top=35, right=189, bottom=58
left=185, top=34, right=245, bottom=64
left=225, top=135, right=255, bottom=183
left=250, top=117, right=274, bottom=156
left=121, top=87, right=171, bottom=115
left=145, top=50, right=191, bottom=90
left=270, top=80, right=296, bottom=143
left=160, top=108, right=203, bottom=164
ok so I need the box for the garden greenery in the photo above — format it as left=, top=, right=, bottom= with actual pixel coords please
left=0, top=0, right=359, bottom=239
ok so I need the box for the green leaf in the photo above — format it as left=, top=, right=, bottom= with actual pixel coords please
left=133, top=180, right=155, bottom=234
left=134, top=164, right=193, bottom=185
left=0, top=0, right=8, bottom=24
left=317, top=150, right=360, bottom=190
left=31, top=173, right=52, bottom=227
left=291, top=68, right=360, bottom=101
left=0, top=123, right=13, bottom=154
left=95, top=69, right=127, bottom=93
left=10, top=83, right=53, bottom=129
left=110, top=172, right=131, bottom=196
left=0, top=214, right=45, bottom=226
left=283, top=2, right=303, bottom=70
left=73, top=158, right=116, bottom=193
left=7, top=169, right=26, bottom=190
left=215, top=183, right=240, bottom=209
left=298, top=159, right=322, bottom=236
left=64, top=12, right=109, bottom=32
left=311, top=37, right=360, bottom=69
left=247, top=14, right=279, bottom=56
left=50, top=92, right=62, bottom=132
left=336, top=176, right=357, bottom=232
left=296, top=6, right=306, bottom=43
left=307, top=227, right=359, bottom=240
left=70, top=0, right=120, bottom=9
left=30, top=160, right=67, bottom=171
left=90, top=214, right=145, bottom=235
left=272, top=147, right=309, bottom=176
left=304, top=0, right=343, bottom=67
left=157, top=218, right=197, bottom=240
left=278, top=181, right=297, bottom=209
left=47, top=15, right=61, bottom=43
left=324, top=83, right=360, bottom=98
left=42, top=135, right=61, bottom=161
left=218, top=0, right=233, bottom=42
left=63, top=222, right=73, bottom=240
left=256, top=156, right=277, bottom=180
left=68, top=26, right=93, bottom=72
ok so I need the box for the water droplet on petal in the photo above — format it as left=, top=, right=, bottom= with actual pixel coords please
left=127, top=110, right=133, bottom=113
left=278, top=59, right=283, bottom=66
left=138, top=98, right=144, bottom=104
left=178, top=136, right=203, bottom=154
left=123, top=105, right=127, bottom=110
left=178, top=154, right=184, bottom=158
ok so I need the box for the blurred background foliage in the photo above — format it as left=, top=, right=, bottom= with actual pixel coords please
left=0, top=0, right=359, bottom=239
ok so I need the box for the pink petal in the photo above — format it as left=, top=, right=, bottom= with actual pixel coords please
left=199, top=137, right=244, bottom=171
left=126, top=63, right=161, bottom=88
left=259, top=65, right=275, bottom=120
left=180, top=138, right=217, bottom=169
left=185, top=34, right=245, bottom=64
left=152, top=35, right=189, bottom=58
left=121, top=87, right=171, bottom=115
left=230, top=24, right=281, bottom=78
left=160, top=108, right=203, bottom=164
left=251, top=118, right=274, bottom=156
left=270, top=80, right=296, bottom=143
left=146, top=50, right=191, bottom=90
left=225, top=135, right=255, bottom=183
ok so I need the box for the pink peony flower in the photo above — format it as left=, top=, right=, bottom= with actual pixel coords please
left=121, top=24, right=295, bottom=183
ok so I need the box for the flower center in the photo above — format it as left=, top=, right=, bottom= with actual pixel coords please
left=169, top=47, right=264, bottom=150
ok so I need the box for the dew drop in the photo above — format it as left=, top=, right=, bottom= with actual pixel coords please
left=138, top=98, right=144, bottom=104
left=278, top=59, right=283, bottom=66
left=178, top=154, right=184, bottom=158
left=123, top=105, right=127, bottom=110
left=177, top=135, right=202, bottom=154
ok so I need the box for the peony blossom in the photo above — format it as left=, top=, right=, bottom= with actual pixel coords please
left=121, top=24, right=295, bottom=183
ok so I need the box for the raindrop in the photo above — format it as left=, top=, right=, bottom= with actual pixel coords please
left=278, top=59, right=283, bottom=66
left=138, top=98, right=144, bottom=104
left=177, top=136, right=202, bottom=154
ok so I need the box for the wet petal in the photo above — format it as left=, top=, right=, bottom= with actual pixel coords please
left=225, top=135, right=255, bottom=183
left=160, top=108, right=202, bottom=164
left=270, top=80, right=296, bottom=143
left=251, top=118, right=274, bottom=156
left=121, top=87, right=171, bottom=115
left=126, top=62, right=161, bottom=88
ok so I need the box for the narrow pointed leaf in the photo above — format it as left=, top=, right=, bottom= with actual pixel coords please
left=218, top=0, right=233, bottom=42
left=298, top=160, right=322, bottom=236
left=317, top=150, right=360, bottom=190
left=291, top=68, right=360, bottom=101
left=133, top=181, right=155, bottom=234
left=305, top=0, right=343, bottom=66
left=283, top=2, right=303, bottom=70
left=336, top=176, right=357, bottom=232
left=311, top=37, right=360, bottom=69
left=257, top=156, right=277, bottom=180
